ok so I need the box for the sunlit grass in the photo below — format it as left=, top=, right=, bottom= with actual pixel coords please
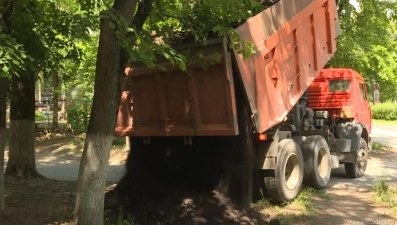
left=372, top=179, right=397, bottom=216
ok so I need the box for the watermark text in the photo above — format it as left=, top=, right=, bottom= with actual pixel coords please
left=349, top=218, right=396, bottom=225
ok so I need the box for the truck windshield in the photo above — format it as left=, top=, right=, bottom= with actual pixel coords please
left=329, top=80, right=350, bottom=92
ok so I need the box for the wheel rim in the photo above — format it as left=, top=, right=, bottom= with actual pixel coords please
left=317, top=147, right=329, bottom=178
left=284, top=153, right=301, bottom=190
left=357, top=148, right=367, bottom=168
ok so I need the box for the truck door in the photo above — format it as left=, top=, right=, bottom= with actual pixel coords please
left=357, top=81, right=372, bottom=133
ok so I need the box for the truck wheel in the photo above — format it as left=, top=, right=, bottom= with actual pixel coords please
left=345, top=138, right=368, bottom=178
left=301, top=135, right=331, bottom=189
left=264, top=139, right=304, bottom=204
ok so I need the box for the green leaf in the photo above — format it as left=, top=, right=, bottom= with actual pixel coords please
left=109, top=21, right=116, bottom=29
left=2, top=65, right=9, bottom=73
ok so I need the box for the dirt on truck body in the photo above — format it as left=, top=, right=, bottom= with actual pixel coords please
left=109, top=0, right=370, bottom=223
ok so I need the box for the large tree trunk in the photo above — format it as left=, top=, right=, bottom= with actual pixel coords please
left=35, top=80, right=42, bottom=103
left=61, top=82, right=65, bottom=113
left=0, top=78, right=7, bottom=210
left=52, top=71, right=59, bottom=129
left=5, top=73, right=42, bottom=179
left=72, top=1, right=138, bottom=224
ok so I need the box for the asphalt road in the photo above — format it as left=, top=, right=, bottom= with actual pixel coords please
left=370, top=124, right=397, bottom=148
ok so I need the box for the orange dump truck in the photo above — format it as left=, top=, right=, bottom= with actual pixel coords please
left=114, top=0, right=371, bottom=206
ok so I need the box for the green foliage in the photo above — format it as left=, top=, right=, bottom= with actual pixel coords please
left=0, top=34, right=33, bottom=77
left=329, top=0, right=397, bottom=100
left=100, top=0, right=267, bottom=70
left=0, top=0, right=99, bottom=85
left=63, top=34, right=98, bottom=100
left=371, top=141, right=387, bottom=151
left=66, top=102, right=91, bottom=131
left=35, top=111, right=47, bottom=121
left=112, top=137, right=126, bottom=148
left=371, top=103, right=397, bottom=121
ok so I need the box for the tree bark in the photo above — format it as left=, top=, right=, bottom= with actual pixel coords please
left=61, top=82, right=65, bottom=113
left=72, top=1, right=138, bottom=224
left=5, top=73, right=42, bottom=179
left=0, top=78, right=8, bottom=210
left=52, top=71, right=59, bottom=129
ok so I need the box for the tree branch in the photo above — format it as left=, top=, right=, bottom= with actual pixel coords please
left=1, top=0, right=13, bottom=31
left=131, top=0, right=153, bottom=31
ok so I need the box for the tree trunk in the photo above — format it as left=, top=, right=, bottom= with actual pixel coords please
left=0, top=77, right=7, bottom=210
left=35, top=80, right=42, bottom=103
left=5, top=73, right=42, bottom=179
left=61, top=82, right=65, bottom=113
left=73, top=1, right=138, bottom=224
left=52, top=71, right=59, bottom=129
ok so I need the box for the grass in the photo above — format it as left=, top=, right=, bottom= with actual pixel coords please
left=104, top=207, right=138, bottom=225
left=292, top=187, right=317, bottom=215
left=69, top=137, right=85, bottom=154
left=252, top=186, right=326, bottom=225
left=112, top=137, right=127, bottom=149
left=372, top=141, right=387, bottom=151
left=372, top=179, right=397, bottom=216
left=252, top=187, right=325, bottom=214
left=251, top=198, right=272, bottom=211
left=372, top=119, right=397, bottom=125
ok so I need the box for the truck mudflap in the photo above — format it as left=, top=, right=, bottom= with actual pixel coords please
left=335, top=122, right=370, bottom=151
left=233, top=0, right=339, bottom=133
left=329, top=139, right=351, bottom=153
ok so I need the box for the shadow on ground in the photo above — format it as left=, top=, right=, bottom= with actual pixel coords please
left=0, top=178, right=76, bottom=225
left=1, top=135, right=396, bottom=225
left=105, top=182, right=269, bottom=225
left=258, top=149, right=397, bottom=225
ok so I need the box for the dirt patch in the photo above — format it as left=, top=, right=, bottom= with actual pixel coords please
left=255, top=148, right=397, bottom=225
left=107, top=189, right=270, bottom=225
left=105, top=179, right=273, bottom=225
left=0, top=179, right=273, bottom=225
left=1, top=137, right=397, bottom=225
left=0, top=178, right=76, bottom=225
left=306, top=188, right=396, bottom=225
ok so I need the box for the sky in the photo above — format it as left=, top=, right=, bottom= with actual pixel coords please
left=349, top=0, right=360, bottom=9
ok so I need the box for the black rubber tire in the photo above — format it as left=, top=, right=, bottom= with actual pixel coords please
left=345, top=138, right=368, bottom=178
left=301, top=135, right=331, bottom=189
left=264, top=139, right=304, bottom=204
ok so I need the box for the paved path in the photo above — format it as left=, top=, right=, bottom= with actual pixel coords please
left=371, top=124, right=397, bottom=148
left=3, top=124, right=397, bottom=183
left=36, top=161, right=126, bottom=183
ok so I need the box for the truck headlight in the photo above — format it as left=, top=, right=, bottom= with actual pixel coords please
left=340, top=106, right=354, bottom=118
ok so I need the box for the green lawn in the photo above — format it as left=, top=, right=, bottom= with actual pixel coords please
left=372, top=119, right=397, bottom=125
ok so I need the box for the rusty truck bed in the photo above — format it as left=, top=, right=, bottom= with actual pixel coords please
left=114, top=0, right=339, bottom=137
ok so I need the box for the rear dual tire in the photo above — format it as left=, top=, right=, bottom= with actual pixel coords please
left=345, top=138, right=368, bottom=178
left=264, top=139, right=304, bottom=204
left=301, top=135, right=331, bottom=189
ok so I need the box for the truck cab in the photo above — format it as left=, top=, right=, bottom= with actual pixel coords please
left=305, top=68, right=372, bottom=176
left=307, top=68, right=372, bottom=139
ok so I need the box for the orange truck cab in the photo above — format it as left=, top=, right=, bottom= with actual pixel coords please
left=307, top=68, right=372, bottom=147
left=305, top=68, right=372, bottom=169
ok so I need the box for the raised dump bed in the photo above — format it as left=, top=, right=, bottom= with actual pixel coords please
left=115, top=0, right=339, bottom=137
